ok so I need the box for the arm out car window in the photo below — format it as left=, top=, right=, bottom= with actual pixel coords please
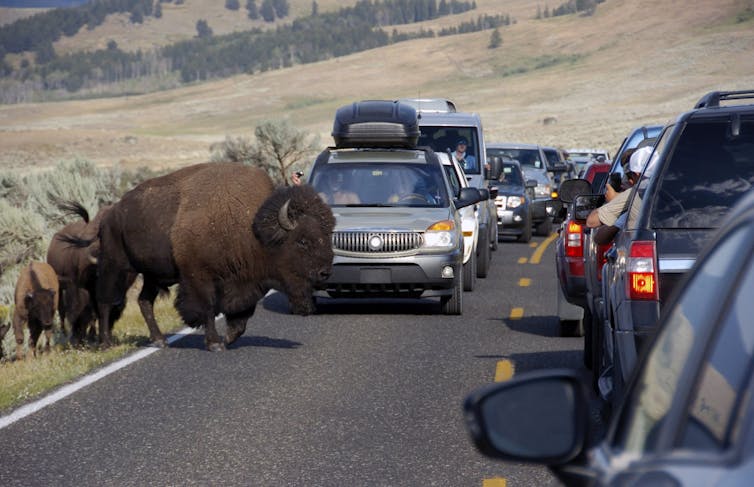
left=677, top=241, right=754, bottom=451
left=612, top=227, right=749, bottom=454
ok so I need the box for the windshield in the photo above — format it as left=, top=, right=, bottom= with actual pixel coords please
left=498, top=163, right=523, bottom=186
left=487, top=148, right=544, bottom=170
left=311, top=162, right=449, bottom=208
left=417, top=126, right=482, bottom=175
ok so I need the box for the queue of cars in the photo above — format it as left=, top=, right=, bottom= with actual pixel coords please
left=467, top=90, right=754, bottom=486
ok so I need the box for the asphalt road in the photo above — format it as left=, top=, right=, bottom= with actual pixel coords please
left=0, top=234, right=584, bottom=487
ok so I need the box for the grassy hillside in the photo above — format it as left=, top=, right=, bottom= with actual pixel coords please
left=1, top=0, right=753, bottom=172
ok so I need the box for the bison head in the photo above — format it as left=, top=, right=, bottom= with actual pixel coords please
left=26, top=288, right=56, bottom=329
left=253, top=184, right=335, bottom=315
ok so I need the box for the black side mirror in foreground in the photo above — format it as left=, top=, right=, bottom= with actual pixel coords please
left=558, top=179, right=592, bottom=204
left=573, top=194, right=605, bottom=221
left=463, top=369, right=589, bottom=465
left=456, top=187, right=482, bottom=209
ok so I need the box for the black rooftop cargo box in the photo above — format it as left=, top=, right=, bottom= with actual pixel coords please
left=332, top=100, right=420, bottom=148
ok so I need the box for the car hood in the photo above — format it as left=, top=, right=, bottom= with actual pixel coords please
left=331, top=207, right=456, bottom=232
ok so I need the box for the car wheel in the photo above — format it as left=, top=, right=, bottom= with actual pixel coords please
left=441, top=268, right=463, bottom=315
left=582, top=306, right=593, bottom=370
left=535, top=217, right=552, bottom=237
left=518, top=210, right=532, bottom=243
left=476, top=237, right=490, bottom=278
left=463, top=250, right=476, bottom=291
left=490, top=216, right=499, bottom=251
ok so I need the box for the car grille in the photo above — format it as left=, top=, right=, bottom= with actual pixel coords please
left=332, top=231, right=423, bottom=253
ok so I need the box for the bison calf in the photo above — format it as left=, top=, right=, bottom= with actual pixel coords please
left=13, top=262, right=60, bottom=360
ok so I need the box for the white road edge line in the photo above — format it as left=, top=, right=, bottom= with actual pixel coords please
left=0, top=326, right=196, bottom=430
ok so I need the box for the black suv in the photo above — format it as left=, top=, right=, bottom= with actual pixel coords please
left=598, top=90, right=754, bottom=406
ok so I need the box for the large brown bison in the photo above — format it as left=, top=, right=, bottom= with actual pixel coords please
left=12, top=262, right=60, bottom=360
left=47, top=201, right=133, bottom=346
left=66, top=162, right=335, bottom=351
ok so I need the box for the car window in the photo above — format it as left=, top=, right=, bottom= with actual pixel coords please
left=651, top=117, right=754, bottom=229
left=624, top=125, right=673, bottom=230
left=418, top=126, right=481, bottom=175
left=311, top=162, right=449, bottom=207
left=613, top=226, right=749, bottom=454
left=443, top=165, right=461, bottom=197
left=499, top=164, right=523, bottom=186
left=487, top=148, right=544, bottom=170
left=677, top=245, right=754, bottom=451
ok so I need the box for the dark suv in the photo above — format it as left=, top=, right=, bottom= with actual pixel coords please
left=598, top=90, right=754, bottom=405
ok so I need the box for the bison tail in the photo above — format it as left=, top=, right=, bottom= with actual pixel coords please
left=57, top=234, right=95, bottom=249
left=50, top=194, right=90, bottom=223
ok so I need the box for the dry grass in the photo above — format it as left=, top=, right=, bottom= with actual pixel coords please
left=1, top=0, right=753, bottom=170
left=0, top=285, right=183, bottom=413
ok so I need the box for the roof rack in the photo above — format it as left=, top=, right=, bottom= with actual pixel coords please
left=694, top=90, right=754, bottom=109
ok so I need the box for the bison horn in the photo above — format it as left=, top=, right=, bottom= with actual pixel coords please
left=278, top=199, right=297, bottom=231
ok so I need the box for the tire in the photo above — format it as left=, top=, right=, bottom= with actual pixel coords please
left=463, top=250, right=476, bottom=291
left=490, top=216, right=499, bottom=251
left=535, top=217, right=552, bottom=236
left=441, top=268, right=463, bottom=315
left=582, top=306, right=594, bottom=370
left=518, top=210, right=532, bottom=243
left=476, top=237, right=490, bottom=278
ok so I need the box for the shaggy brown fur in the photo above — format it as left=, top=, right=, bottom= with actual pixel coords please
left=70, top=162, right=335, bottom=351
left=13, top=262, right=60, bottom=360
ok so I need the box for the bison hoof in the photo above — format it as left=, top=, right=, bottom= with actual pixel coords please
left=225, top=328, right=246, bottom=346
left=207, top=342, right=226, bottom=352
left=150, top=338, right=167, bottom=348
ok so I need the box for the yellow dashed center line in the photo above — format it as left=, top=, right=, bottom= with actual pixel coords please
left=494, top=359, right=515, bottom=382
left=518, top=278, right=531, bottom=287
left=509, top=307, right=524, bottom=320
left=529, top=232, right=558, bottom=264
left=529, top=242, right=538, bottom=248
left=483, top=478, right=507, bottom=487
left=517, top=257, right=528, bottom=264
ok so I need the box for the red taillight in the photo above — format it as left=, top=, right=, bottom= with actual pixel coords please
left=627, top=241, right=658, bottom=300
left=565, top=221, right=583, bottom=257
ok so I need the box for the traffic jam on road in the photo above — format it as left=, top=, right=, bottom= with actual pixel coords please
left=3, top=92, right=754, bottom=486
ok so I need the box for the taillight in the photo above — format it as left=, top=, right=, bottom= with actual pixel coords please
left=565, top=221, right=583, bottom=257
left=627, top=241, right=658, bottom=300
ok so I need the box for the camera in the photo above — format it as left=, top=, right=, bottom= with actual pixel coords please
left=295, top=171, right=304, bottom=178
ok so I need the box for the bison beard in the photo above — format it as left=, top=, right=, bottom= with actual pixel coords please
left=86, top=163, right=335, bottom=351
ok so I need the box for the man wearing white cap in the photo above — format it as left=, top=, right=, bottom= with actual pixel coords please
left=586, top=145, right=654, bottom=230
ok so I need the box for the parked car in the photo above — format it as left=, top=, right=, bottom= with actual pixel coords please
left=464, top=187, right=754, bottom=486
left=487, top=157, right=537, bottom=243
left=311, top=100, right=482, bottom=315
left=437, top=152, right=482, bottom=291
left=597, top=90, right=754, bottom=406
left=411, top=105, right=499, bottom=274
left=486, top=142, right=556, bottom=236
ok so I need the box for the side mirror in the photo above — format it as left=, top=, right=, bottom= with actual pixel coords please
left=487, top=186, right=498, bottom=199
left=464, top=369, right=589, bottom=465
left=547, top=200, right=565, bottom=224
left=456, top=187, right=482, bottom=209
left=573, top=194, right=605, bottom=221
left=487, top=157, right=503, bottom=181
left=478, top=188, right=490, bottom=201
left=558, top=179, right=592, bottom=204
left=525, top=179, right=538, bottom=189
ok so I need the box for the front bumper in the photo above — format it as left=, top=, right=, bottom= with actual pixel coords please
left=315, top=249, right=463, bottom=299
left=496, top=205, right=529, bottom=234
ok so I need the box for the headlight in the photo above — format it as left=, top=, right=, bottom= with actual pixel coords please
left=506, top=196, right=523, bottom=209
left=423, top=220, right=457, bottom=249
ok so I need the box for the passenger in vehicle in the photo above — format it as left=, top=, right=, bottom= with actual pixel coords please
left=586, top=146, right=653, bottom=241
left=452, top=138, right=477, bottom=172
left=317, top=171, right=360, bottom=205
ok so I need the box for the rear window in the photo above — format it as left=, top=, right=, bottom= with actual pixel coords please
left=499, top=163, right=523, bottom=186
left=651, top=117, right=754, bottom=228
left=487, top=148, right=544, bottom=170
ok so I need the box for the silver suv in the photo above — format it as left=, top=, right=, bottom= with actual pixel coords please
left=308, top=145, right=480, bottom=314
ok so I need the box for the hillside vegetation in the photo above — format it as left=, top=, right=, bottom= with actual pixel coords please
left=0, top=0, right=753, bottom=173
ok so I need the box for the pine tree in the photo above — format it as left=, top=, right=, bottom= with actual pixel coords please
left=196, top=19, right=213, bottom=38
left=488, top=28, right=501, bottom=49
left=246, top=0, right=259, bottom=19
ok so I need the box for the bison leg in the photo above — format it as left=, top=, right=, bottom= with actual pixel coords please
left=28, top=324, right=42, bottom=359
left=176, top=284, right=224, bottom=352
left=138, top=278, right=166, bottom=348
left=43, top=328, right=53, bottom=354
left=12, top=311, right=27, bottom=361
left=225, top=307, right=255, bottom=346
left=96, top=302, right=115, bottom=349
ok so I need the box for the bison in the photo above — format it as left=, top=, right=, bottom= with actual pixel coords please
left=47, top=201, right=134, bottom=346
left=12, top=262, right=60, bottom=360
left=66, top=162, right=335, bottom=351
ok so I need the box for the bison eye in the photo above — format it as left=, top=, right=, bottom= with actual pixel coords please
left=297, top=238, right=308, bottom=248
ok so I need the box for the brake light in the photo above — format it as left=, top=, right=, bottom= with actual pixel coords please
left=565, top=221, right=583, bottom=257
left=627, top=241, right=658, bottom=300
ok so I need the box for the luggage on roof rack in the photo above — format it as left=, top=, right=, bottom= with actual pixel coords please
left=332, top=100, right=420, bottom=149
